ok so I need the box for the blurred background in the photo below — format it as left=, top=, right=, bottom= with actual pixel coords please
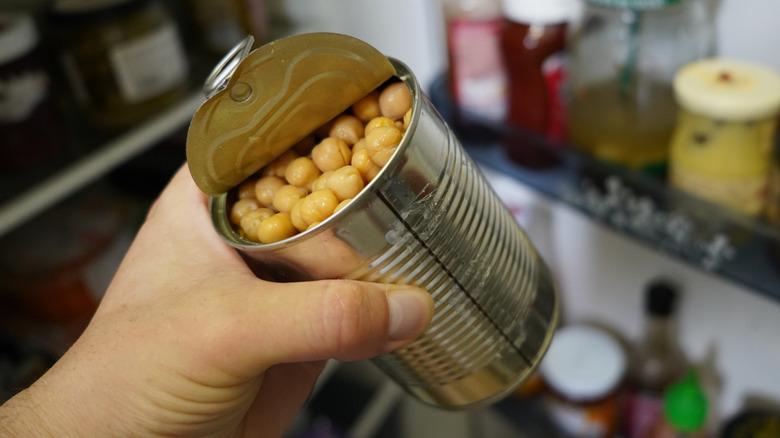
left=2, top=0, right=780, bottom=437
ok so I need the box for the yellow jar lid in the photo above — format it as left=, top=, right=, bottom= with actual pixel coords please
left=673, top=58, right=780, bottom=121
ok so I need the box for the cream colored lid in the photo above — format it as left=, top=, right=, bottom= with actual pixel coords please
left=673, top=58, right=780, bottom=121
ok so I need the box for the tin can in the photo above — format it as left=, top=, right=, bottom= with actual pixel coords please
left=209, top=57, right=559, bottom=409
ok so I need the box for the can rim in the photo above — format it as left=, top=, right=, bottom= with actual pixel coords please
left=210, top=57, right=421, bottom=251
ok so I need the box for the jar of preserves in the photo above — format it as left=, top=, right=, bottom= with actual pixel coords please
left=539, top=324, right=627, bottom=438
left=669, top=59, right=780, bottom=216
left=567, top=0, right=713, bottom=174
left=50, top=0, right=190, bottom=130
left=0, top=11, right=66, bottom=173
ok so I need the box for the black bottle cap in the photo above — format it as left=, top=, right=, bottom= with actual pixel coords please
left=645, top=280, right=677, bottom=317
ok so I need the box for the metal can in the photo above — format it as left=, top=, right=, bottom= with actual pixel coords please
left=209, top=56, right=559, bottom=409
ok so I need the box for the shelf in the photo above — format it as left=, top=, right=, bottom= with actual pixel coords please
left=0, top=92, right=205, bottom=238
left=428, top=75, right=780, bottom=302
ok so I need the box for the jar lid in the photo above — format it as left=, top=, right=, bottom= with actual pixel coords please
left=674, top=58, right=780, bottom=121
left=540, top=325, right=626, bottom=401
left=585, top=0, right=681, bottom=10
left=500, top=0, right=576, bottom=24
left=0, top=13, right=39, bottom=64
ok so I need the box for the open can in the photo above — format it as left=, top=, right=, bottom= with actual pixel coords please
left=205, top=40, right=559, bottom=409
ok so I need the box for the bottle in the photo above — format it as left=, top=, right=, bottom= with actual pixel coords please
left=624, top=280, right=687, bottom=438
left=442, top=0, right=507, bottom=125
left=567, top=0, right=713, bottom=175
left=499, top=0, right=574, bottom=169
left=186, top=0, right=268, bottom=57
left=645, top=370, right=708, bottom=438
left=539, top=324, right=627, bottom=438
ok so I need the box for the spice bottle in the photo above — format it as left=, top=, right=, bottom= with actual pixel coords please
left=0, top=12, right=66, bottom=173
left=624, top=280, right=687, bottom=438
left=442, top=0, right=507, bottom=125
left=645, top=370, right=708, bottom=438
left=539, top=324, right=627, bottom=438
left=567, top=0, right=713, bottom=175
left=499, top=0, right=574, bottom=169
left=669, top=58, right=780, bottom=216
left=50, top=0, right=190, bottom=130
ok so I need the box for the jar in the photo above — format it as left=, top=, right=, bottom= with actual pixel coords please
left=185, top=0, right=268, bottom=57
left=499, top=0, right=576, bottom=169
left=567, top=0, right=713, bottom=174
left=669, top=59, right=780, bottom=216
left=50, top=0, right=190, bottom=130
left=442, top=0, right=507, bottom=125
left=539, top=325, right=627, bottom=438
left=0, top=12, right=66, bottom=173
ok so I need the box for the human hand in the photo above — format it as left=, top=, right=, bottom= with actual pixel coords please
left=0, top=165, right=434, bottom=437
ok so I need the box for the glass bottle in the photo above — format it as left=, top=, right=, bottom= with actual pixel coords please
left=624, top=280, right=687, bottom=438
left=567, top=0, right=713, bottom=175
left=442, top=0, right=507, bottom=125
left=499, top=0, right=575, bottom=169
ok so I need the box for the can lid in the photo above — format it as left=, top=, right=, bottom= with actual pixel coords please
left=500, top=0, right=575, bottom=24
left=540, top=325, right=626, bottom=401
left=674, top=58, right=780, bottom=121
left=0, top=13, right=39, bottom=64
left=585, top=0, right=681, bottom=10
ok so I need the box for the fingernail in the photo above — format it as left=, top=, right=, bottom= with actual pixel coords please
left=388, top=288, right=433, bottom=341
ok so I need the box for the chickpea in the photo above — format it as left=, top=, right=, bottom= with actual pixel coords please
left=326, top=165, right=364, bottom=201
left=285, top=156, right=321, bottom=190
left=230, top=198, right=260, bottom=225
left=403, top=109, right=412, bottom=130
left=365, top=125, right=402, bottom=166
left=273, top=184, right=307, bottom=213
left=311, top=137, right=352, bottom=172
left=293, top=134, right=317, bottom=155
left=329, top=114, right=363, bottom=146
left=238, top=178, right=258, bottom=199
left=351, top=90, right=381, bottom=122
left=351, top=148, right=381, bottom=183
left=352, top=138, right=366, bottom=153
left=254, top=175, right=286, bottom=208
left=364, top=116, right=395, bottom=137
left=379, top=82, right=412, bottom=121
left=334, top=199, right=352, bottom=214
left=240, top=208, right=275, bottom=241
left=257, top=213, right=296, bottom=244
left=262, top=149, right=299, bottom=178
left=312, top=170, right=334, bottom=192
left=299, top=189, right=339, bottom=226
left=290, top=199, right=308, bottom=232
left=306, top=221, right=321, bottom=231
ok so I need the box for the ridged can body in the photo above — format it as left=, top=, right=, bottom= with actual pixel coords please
left=210, top=59, right=559, bottom=409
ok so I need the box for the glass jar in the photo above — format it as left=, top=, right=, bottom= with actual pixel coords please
left=50, top=0, right=190, bottom=130
left=668, top=59, right=780, bottom=216
left=567, top=0, right=713, bottom=174
left=0, top=12, right=66, bottom=173
left=539, top=325, right=627, bottom=438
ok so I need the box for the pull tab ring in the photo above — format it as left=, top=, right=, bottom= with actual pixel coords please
left=203, top=35, right=255, bottom=99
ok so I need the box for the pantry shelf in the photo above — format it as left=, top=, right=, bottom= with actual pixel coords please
left=428, top=75, right=780, bottom=302
left=0, top=92, right=205, bottom=238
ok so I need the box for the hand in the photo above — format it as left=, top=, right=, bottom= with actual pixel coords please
left=0, top=165, right=434, bottom=437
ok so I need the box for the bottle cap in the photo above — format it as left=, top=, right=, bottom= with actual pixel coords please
left=539, top=325, right=626, bottom=401
left=646, top=280, right=677, bottom=317
left=501, top=0, right=575, bottom=24
left=664, top=370, right=709, bottom=432
left=674, top=58, right=780, bottom=121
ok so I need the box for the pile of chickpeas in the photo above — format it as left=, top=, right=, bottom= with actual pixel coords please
left=229, top=80, right=413, bottom=244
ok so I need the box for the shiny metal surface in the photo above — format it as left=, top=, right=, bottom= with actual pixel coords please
left=210, top=59, right=558, bottom=409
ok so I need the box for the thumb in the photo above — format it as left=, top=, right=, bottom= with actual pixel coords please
left=229, top=279, right=434, bottom=370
